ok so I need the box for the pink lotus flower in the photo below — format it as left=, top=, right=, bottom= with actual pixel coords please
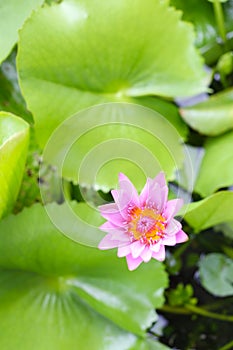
left=98, top=172, right=188, bottom=271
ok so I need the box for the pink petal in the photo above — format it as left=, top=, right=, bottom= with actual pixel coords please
left=110, top=231, right=130, bottom=242
left=150, top=241, right=161, bottom=253
left=126, top=254, right=143, bottom=271
left=176, top=230, right=189, bottom=243
left=147, top=181, right=168, bottom=212
left=99, top=203, right=125, bottom=227
left=117, top=244, right=131, bottom=257
left=165, top=219, right=182, bottom=235
left=163, top=198, right=183, bottom=221
left=152, top=245, right=166, bottom=261
left=98, top=234, right=120, bottom=250
left=154, top=172, right=166, bottom=188
left=111, top=189, right=128, bottom=220
left=100, top=221, right=124, bottom=232
left=140, top=246, right=153, bottom=262
left=118, top=173, right=140, bottom=207
left=139, top=178, right=150, bottom=206
left=130, top=240, right=146, bottom=258
left=162, top=235, right=177, bottom=246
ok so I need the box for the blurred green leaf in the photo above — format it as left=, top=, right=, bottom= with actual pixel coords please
left=170, top=0, right=233, bottom=64
left=180, top=89, right=233, bottom=136
left=216, top=221, right=233, bottom=240
left=0, top=112, right=29, bottom=218
left=17, top=0, right=208, bottom=147
left=195, top=131, right=233, bottom=196
left=199, top=253, right=233, bottom=296
left=184, top=191, right=233, bottom=231
left=167, top=283, right=197, bottom=307
left=0, top=0, right=43, bottom=63
left=0, top=203, right=168, bottom=348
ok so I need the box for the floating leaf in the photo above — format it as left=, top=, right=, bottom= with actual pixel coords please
left=0, top=112, right=29, bottom=218
left=180, top=89, right=233, bottom=136
left=0, top=0, right=43, bottom=63
left=195, top=131, right=233, bottom=196
left=17, top=0, right=208, bottom=147
left=199, top=253, right=233, bottom=297
left=184, top=191, right=233, bottom=232
left=0, top=203, right=168, bottom=349
left=41, top=103, right=185, bottom=192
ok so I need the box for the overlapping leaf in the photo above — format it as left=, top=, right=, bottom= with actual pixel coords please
left=195, top=131, right=233, bottom=196
left=0, top=0, right=43, bottom=63
left=199, top=253, right=233, bottom=296
left=170, top=0, right=233, bottom=63
left=17, top=0, right=208, bottom=147
left=184, top=191, right=233, bottom=232
left=0, top=203, right=168, bottom=349
left=0, top=112, right=29, bottom=218
left=180, top=89, right=233, bottom=136
left=41, top=103, right=185, bottom=192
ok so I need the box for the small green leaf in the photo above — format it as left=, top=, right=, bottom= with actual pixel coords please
left=0, top=112, right=29, bottom=218
left=17, top=0, right=208, bottom=147
left=0, top=0, right=43, bottom=63
left=184, top=191, right=233, bottom=231
left=180, top=89, right=233, bottom=136
left=199, top=253, right=233, bottom=297
left=0, top=203, right=168, bottom=342
left=195, top=131, right=233, bottom=196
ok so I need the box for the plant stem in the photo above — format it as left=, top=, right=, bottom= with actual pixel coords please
left=186, top=304, right=233, bottom=322
left=219, top=340, right=233, bottom=350
left=160, top=304, right=233, bottom=322
left=160, top=305, right=191, bottom=315
left=213, top=0, right=227, bottom=43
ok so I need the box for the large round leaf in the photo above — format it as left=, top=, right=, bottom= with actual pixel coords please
left=195, top=131, right=233, bottom=196
left=41, top=103, right=185, bottom=192
left=0, top=0, right=43, bottom=63
left=184, top=191, right=233, bottom=232
left=199, top=253, right=233, bottom=297
left=180, top=89, right=233, bottom=136
left=17, top=0, right=208, bottom=147
left=0, top=112, right=29, bottom=218
left=0, top=203, right=168, bottom=348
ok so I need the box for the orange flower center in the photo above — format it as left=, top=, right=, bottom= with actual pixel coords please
left=128, top=207, right=166, bottom=244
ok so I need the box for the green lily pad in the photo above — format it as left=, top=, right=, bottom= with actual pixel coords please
left=0, top=112, right=29, bottom=218
left=184, top=191, right=233, bottom=232
left=17, top=0, right=208, bottom=147
left=0, top=203, right=168, bottom=349
left=180, top=89, right=233, bottom=136
left=41, top=103, right=185, bottom=192
left=0, top=0, right=43, bottom=63
left=195, top=131, right=233, bottom=196
left=199, top=253, right=233, bottom=297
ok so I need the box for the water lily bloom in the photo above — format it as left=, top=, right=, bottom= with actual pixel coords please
left=98, top=172, right=188, bottom=271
